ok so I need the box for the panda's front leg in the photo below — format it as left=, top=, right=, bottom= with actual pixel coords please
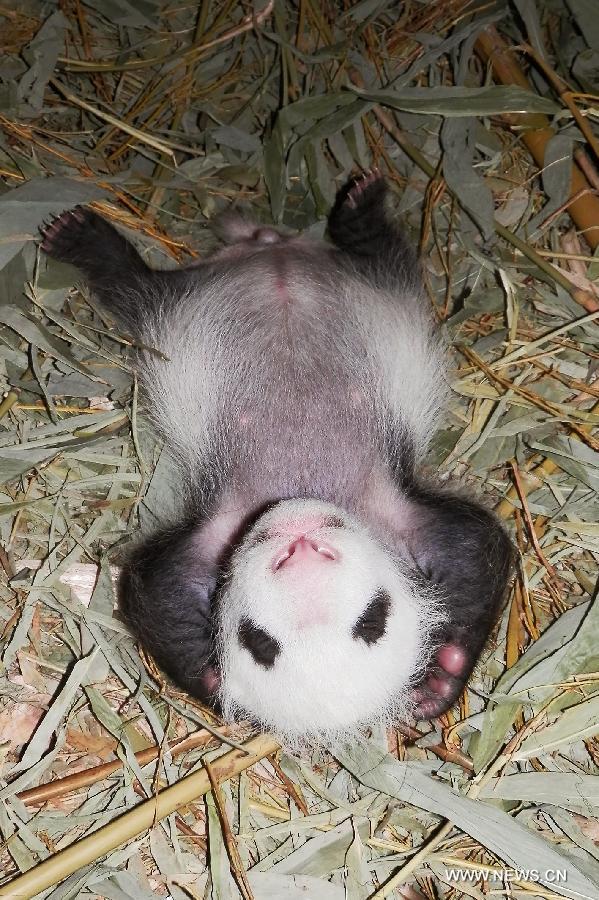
left=406, top=491, right=514, bottom=719
left=327, top=170, right=419, bottom=286
left=119, top=523, right=220, bottom=703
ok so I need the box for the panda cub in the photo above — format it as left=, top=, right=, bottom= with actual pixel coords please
left=40, top=172, right=513, bottom=743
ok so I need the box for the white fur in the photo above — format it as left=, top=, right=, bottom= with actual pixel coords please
left=217, top=499, right=444, bottom=744
left=135, top=243, right=446, bottom=491
left=135, top=282, right=232, bottom=490
left=352, top=283, right=448, bottom=459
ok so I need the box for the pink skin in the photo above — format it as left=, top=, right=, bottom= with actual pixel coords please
left=275, top=275, right=290, bottom=303
left=270, top=516, right=340, bottom=535
left=425, top=676, right=455, bottom=699
left=200, top=665, right=221, bottom=695
left=275, top=539, right=336, bottom=629
left=412, top=643, right=469, bottom=719
left=253, top=227, right=282, bottom=243
left=437, top=643, right=467, bottom=676
left=270, top=526, right=339, bottom=628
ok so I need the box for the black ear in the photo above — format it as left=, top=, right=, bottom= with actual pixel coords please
left=410, top=492, right=514, bottom=617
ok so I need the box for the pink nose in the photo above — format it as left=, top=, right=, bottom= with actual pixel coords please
left=273, top=535, right=337, bottom=571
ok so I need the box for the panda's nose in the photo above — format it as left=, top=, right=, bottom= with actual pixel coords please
left=272, top=535, right=337, bottom=571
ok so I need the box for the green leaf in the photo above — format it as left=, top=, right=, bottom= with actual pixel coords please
left=349, top=84, right=559, bottom=116
left=480, top=772, right=599, bottom=816
left=9, top=652, right=99, bottom=776
left=441, top=118, right=494, bottom=239
left=515, top=695, right=599, bottom=759
left=270, top=818, right=370, bottom=877
left=0, top=176, right=106, bottom=268
left=17, top=11, right=68, bottom=116
left=336, top=739, right=598, bottom=900
left=566, top=0, right=599, bottom=50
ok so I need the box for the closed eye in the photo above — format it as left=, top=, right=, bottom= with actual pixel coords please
left=323, top=515, right=344, bottom=528
left=238, top=618, right=281, bottom=668
left=352, top=589, right=391, bottom=645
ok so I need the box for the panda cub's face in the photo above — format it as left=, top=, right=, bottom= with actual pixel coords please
left=216, top=499, right=441, bottom=742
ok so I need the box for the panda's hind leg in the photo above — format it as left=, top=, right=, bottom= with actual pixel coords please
left=328, top=171, right=418, bottom=285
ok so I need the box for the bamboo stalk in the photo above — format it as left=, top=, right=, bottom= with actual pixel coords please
left=475, top=25, right=599, bottom=249
left=0, top=390, right=19, bottom=422
left=359, top=85, right=599, bottom=311
left=17, top=729, right=224, bottom=806
left=0, top=734, right=280, bottom=900
left=509, top=460, right=556, bottom=577
left=205, top=759, right=256, bottom=900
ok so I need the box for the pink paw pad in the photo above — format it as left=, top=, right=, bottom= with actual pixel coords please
left=437, top=643, right=467, bottom=676
left=411, top=643, right=470, bottom=720
left=200, top=664, right=221, bottom=697
left=425, top=675, right=455, bottom=699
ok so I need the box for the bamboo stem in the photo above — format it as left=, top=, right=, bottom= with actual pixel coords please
left=362, top=90, right=599, bottom=311
left=0, top=734, right=280, bottom=900
left=0, top=390, right=19, bottom=422
left=17, top=729, right=224, bottom=806
left=475, top=25, right=599, bottom=249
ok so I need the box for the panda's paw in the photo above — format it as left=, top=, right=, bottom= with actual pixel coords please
left=41, top=206, right=91, bottom=260
left=344, top=168, right=385, bottom=210
left=411, top=643, right=471, bottom=720
left=328, top=169, right=389, bottom=254
left=40, top=206, right=133, bottom=272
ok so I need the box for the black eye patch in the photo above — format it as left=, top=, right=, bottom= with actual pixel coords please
left=352, top=589, right=391, bottom=645
left=238, top=618, right=281, bottom=668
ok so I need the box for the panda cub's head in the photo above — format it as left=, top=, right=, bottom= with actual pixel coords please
left=216, top=499, right=443, bottom=743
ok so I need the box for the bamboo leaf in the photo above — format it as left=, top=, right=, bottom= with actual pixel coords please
left=336, top=739, right=597, bottom=900
left=349, top=84, right=560, bottom=116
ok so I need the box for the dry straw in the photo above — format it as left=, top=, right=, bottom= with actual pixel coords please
left=0, top=735, right=280, bottom=899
